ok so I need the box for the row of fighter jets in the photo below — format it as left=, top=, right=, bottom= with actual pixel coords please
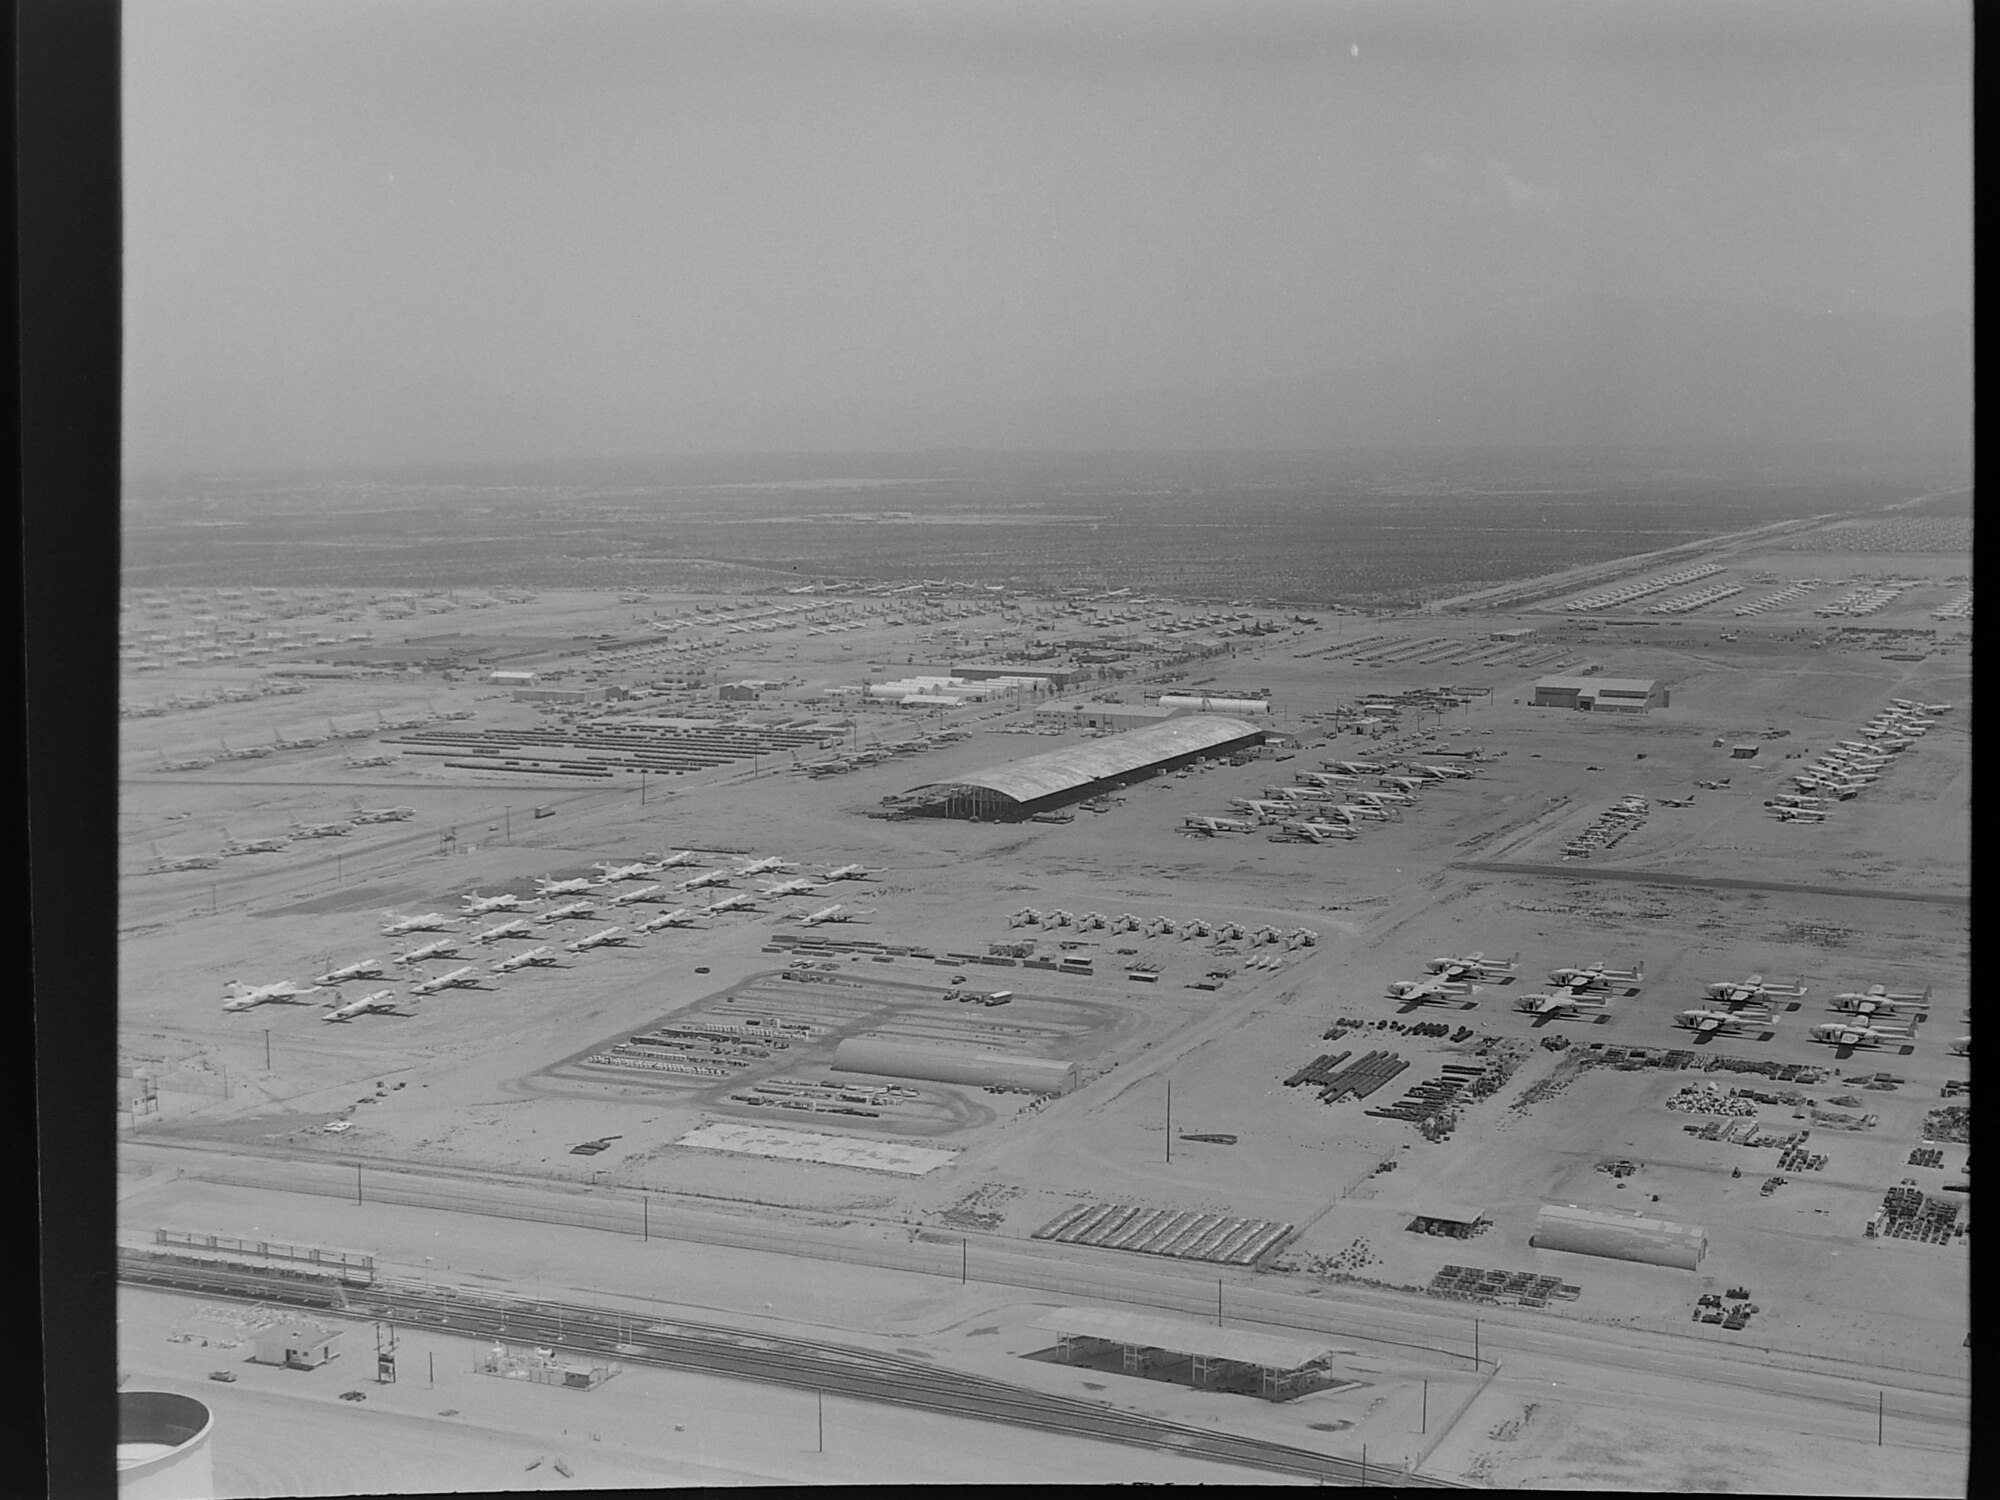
left=219, top=853, right=879, bottom=1019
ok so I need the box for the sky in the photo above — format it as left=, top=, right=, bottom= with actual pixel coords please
left=122, top=0, right=1972, bottom=473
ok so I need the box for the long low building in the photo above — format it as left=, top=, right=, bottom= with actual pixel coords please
left=885, top=713, right=1266, bottom=820
left=1530, top=675, right=1667, bottom=712
left=830, top=1037, right=1079, bottom=1094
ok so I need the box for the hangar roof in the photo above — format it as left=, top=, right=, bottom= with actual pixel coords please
left=1033, top=1308, right=1335, bottom=1370
left=908, top=713, right=1262, bottom=804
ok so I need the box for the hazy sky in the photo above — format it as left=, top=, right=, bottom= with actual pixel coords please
left=123, top=0, right=1971, bottom=471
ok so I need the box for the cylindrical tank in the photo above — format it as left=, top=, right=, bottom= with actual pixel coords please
left=118, top=1391, right=214, bottom=1500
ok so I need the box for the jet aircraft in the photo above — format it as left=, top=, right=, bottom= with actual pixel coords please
left=219, top=828, right=289, bottom=855
left=701, top=892, right=761, bottom=915
left=536, top=900, right=599, bottom=923
left=289, top=817, right=353, bottom=839
left=732, top=857, right=797, bottom=877
left=144, top=844, right=220, bottom=873
left=758, top=878, right=822, bottom=899
left=534, top=876, right=599, bottom=896
left=823, top=864, right=873, bottom=880
left=677, top=870, right=732, bottom=891
left=470, top=919, right=536, bottom=945
left=347, top=804, right=415, bottom=823
left=796, top=903, right=874, bottom=927
left=636, top=909, right=700, bottom=933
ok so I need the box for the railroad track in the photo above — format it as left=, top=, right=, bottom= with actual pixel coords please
left=117, top=1251, right=1467, bottom=1486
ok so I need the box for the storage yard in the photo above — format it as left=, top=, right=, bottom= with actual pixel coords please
left=116, top=510, right=1969, bottom=1490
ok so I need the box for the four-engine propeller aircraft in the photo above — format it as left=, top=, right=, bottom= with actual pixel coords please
left=701, top=891, right=761, bottom=915
left=470, top=918, right=536, bottom=945
left=564, top=926, right=632, bottom=953
left=636, top=908, right=699, bottom=932
left=822, top=863, right=873, bottom=880
left=393, top=937, right=461, bottom=966
left=491, top=945, right=561, bottom=972
left=1675, top=1007, right=1776, bottom=1041
left=592, top=860, right=657, bottom=883
left=534, top=875, right=599, bottom=896
left=536, top=900, right=599, bottom=923
left=381, top=911, right=456, bottom=936
left=410, top=965, right=483, bottom=995
left=1807, top=1020, right=1916, bottom=1058
left=677, top=869, right=732, bottom=891
left=732, top=857, right=797, bottom=877
left=757, top=878, right=822, bottom=899
left=796, top=903, right=876, bottom=927
left=460, top=891, right=527, bottom=915
left=313, top=958, right=385, bottom=985
left=605, top=884, right=666, bottom=907
left=222, top=979, right=323, bottom=1011
left=322, top=989, right=404, bottom=1022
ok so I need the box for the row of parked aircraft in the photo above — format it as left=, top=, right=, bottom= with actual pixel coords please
left=219, top=852, right=881, bottom=1017
left=140, top=805, right=419, bottom=872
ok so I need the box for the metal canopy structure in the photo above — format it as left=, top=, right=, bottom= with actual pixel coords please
left=892, top=714, right=1264, bottom=819
left=1410, top=1203, right=1488, bottom=1225
left=1034, top=1307, right=1339, bottom=1399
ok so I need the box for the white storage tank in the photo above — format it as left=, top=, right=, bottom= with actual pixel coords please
left=118, top=1392, right=214, bottom=1500
left=1531, top=1203, right=1706, bottom=1270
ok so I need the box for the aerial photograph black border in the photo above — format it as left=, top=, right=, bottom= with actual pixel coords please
left=22, top=0, right=122, bottom=1495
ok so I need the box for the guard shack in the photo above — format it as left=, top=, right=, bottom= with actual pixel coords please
left=249, top=1325, right=342, bottom=1370
left=1034, top=1307, right=1345, bottom=1401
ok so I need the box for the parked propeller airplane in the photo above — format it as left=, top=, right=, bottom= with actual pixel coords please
left=1829, top=984, right=1931, bottom=1019
left=470, top=919, right=536, bottom=945
left=322, top=989, right=403, bottom=1022
left=702, top=892, right=761, bottom=915
left=1807, top=1021, right=1915, bottom=1058
left=491, top=945, right=560, bottom=973
left=393, top=938, right=461, bottom=966
left=678, top=870, right=732, bottom=891
left=347, top=804, right=414, bottom=823
left=1546, top=960, right=1642, bottom=991
left=1427, top=952, right=1517, bottom=982
left=1387, top=977, right=1478, bottom=1010
left=733, top=857, right=797, bottom=877
left=220, top=828, right=288, bottom=855
left=460, top=891, right=528, bottom=915
left=290, top=817, right=352, bottom=839
left=1704, top=974, right=1807, bottom=1007
left=822, top=864, right=873, bottom=880
left=222, top=980, right=322, bottom=1011
left=1675, top=1008, right=1777, bottom=1041
left=535, top=875, right=599, bottom=896
left=605, top=884, right=666, bottom=907
left=796, top=903, right=872, bottom=927
left=313, top=959, right=384, bottom=985
left=758, top=878, right=822, bottom=899
left=636, top=908, right=699, bottom=932
left=537, top=901, right=599, bottom=923
left=565, top=926, right=632, bottom=953
left=411, top=965, right=483, bottom=996
left=382, top=912, right=456, bottom=936
left=1514, top=990, right=1610, bottom=1025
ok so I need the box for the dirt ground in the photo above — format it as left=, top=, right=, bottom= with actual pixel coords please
left=119, top=531, right=1970, bottom=1489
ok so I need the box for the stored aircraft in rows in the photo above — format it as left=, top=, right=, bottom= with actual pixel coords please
left=1807, top=1020, right=1916, bottom=1058
left=382, top=912, right=456, bottom=936
left=222, top=979, right=322, bottom=1012
left=313, top=958, right=385, bottom=985
left=1675, top=1007, right=1777, bottom=1041
left=460, top=891, right=528, bottom=915
left=410, top=965, right=484, bottom=995
left=322, top=990, right=404, bottom=1022
left=491, top=945, right=561, bottom=973
left=537, top=901, right=598, bottom=923
left=1829, top=984, right=1931, bottom=1019
left=470, top=919, right=536, bottom=945
left=1703, top=974, right=1807, bottom=1007
left=393, top=938, right=460, bottom=966
left=565, top=926, right=632, bottom=953
left=145, top=844, right=220, bottom=873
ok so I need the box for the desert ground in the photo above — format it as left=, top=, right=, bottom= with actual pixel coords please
left=118, top=515, right=1969, bottom=1490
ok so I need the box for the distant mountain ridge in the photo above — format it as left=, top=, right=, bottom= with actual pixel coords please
left=124, top=297, right=1969, bottom=476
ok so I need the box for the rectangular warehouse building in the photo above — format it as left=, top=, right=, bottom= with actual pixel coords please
left=831, top=1037, right=1079, bottom=1095
left=1531, top=1204, right=1706, bottom=1270
left=1530, top=676, right=1666, bottom=712
left=885, top=713, right=1265, bottom=821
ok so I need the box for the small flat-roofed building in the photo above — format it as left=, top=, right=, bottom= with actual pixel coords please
left=249, top=1324, right=342, bottom=1369
left=1490, top=627, right=1537, bottom=642
left=1407, top=1203, right=1490, bottom=1239
left=1033, top=1308, right=1343, bottom=1400
left=1531, top=1203, right=1706, bottom=1270
left=1035, top=701, right=1176, bottom=732
left=488, top=669, right=537, bottom=685
left=1531, top=675, right=1665, bottom=712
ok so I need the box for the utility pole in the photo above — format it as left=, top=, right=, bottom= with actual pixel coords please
left=961, top=1239, right=967, bottom=1285
left=1216, top=1279, right=1223, bottom=1326
left=1166, top=1080, right=1171, bottom=1164
left=1474, top=1318, right=1480, bottom=1369
left=1422, top=1379, right=1428, bottom=1433
left=643, top=1197, right=648, bottom=1242
left=817, top=1390, right=824, bottom=1453
left=264, top=1029, right=271, bottom=1070
left=1878, top=1390, right=1884, bottom=1446
left=356, top=1166, right=363, bottom=1204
